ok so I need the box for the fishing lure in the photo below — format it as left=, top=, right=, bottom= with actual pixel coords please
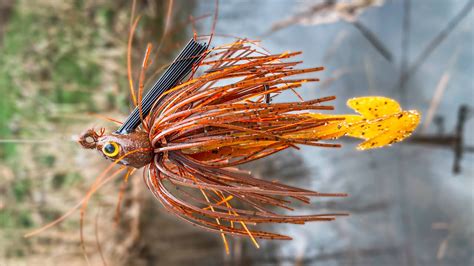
left=75, top=37, right=420, bottom=250
left=26, top=38, right=420, bottom=255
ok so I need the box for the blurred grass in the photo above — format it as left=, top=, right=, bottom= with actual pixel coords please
left=0, top=0, right=130, bottom=260
left=0, top=30, right=17, bottom=159
left=0, top=0, right=193, bottom=264
left=0, top=2, right=106, bottom=161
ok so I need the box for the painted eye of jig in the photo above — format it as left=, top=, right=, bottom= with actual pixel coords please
left=102, top=142, right=120, bottom=157
left=72, top=35, right=421, bottom=255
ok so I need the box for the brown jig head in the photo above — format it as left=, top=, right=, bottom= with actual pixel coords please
left=76, top=40, right=205, bottom=169
left=78, top=128, right=153, bottom=169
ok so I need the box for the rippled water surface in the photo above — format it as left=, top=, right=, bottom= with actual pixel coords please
left=195, top=1, right=473, bottom=265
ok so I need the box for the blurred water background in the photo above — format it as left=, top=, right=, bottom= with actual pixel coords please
left=0, top=0, right=473, bottom=265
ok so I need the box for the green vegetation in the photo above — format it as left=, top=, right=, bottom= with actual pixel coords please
left=0, top=3, right=105, bottom=160
left=0, top=0, right=192, bottom=263
left=0, top=0, right=124, bottom=259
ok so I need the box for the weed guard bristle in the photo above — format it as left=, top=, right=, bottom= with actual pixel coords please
left=116, top=39, right=207, bottom=135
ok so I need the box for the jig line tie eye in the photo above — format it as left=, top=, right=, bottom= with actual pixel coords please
left=102, top=142, right=120, bottom=157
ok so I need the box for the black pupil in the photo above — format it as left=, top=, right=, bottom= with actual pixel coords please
left=104, top=143, right=115, bottom=154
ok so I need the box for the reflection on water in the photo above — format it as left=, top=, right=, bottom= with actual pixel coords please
left=195, top=0, right=473, bottom=265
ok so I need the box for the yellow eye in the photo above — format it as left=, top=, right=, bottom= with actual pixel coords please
left=102, top=141, right=120, bottom=157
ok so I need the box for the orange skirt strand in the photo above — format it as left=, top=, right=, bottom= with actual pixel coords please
left=69, top=39, right=420, bottom=253
left=134, top=40, right=420, bottom=248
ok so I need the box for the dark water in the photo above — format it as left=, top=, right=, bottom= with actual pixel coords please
left=195, top=1, right=473, bottom=265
